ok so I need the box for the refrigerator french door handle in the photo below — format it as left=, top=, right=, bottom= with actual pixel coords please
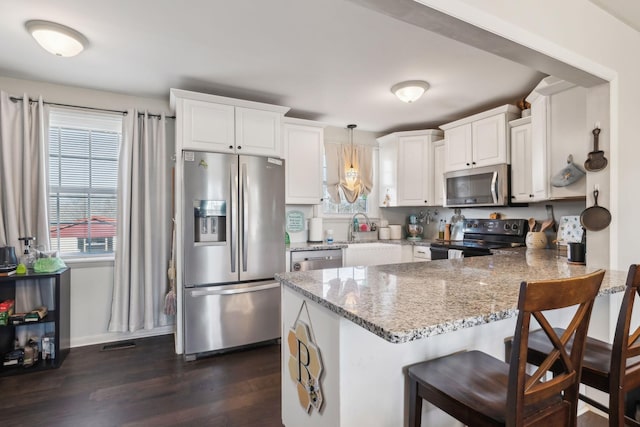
left=189, top=282, right=280, bottom=297
left=242, top=162, right=248, bottom=272
left=230, top=165, right=236, bottom=273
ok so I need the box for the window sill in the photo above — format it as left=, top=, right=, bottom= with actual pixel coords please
left=62, top=256, right=115, bottom=269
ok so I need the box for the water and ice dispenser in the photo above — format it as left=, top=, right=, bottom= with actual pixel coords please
left=194, top=200, right=226, bottom=243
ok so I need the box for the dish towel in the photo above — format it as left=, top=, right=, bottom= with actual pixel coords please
left=448, top=249, right=464, bottom=259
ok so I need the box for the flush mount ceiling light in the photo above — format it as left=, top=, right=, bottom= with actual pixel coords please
left=25, top=20, right=88, bottom=57
left=391, top=80, right=430, bottom=103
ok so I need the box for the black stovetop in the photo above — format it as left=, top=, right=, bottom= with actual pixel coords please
left=430, top=218, right=529, bottom=251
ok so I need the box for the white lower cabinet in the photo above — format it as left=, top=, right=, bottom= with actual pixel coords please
left=413, top=245, right=431, bottom=262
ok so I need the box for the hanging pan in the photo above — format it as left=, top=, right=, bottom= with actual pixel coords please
left=584, top=127, right=608, bottom=172
left=580, top=189, right=611, bottom=231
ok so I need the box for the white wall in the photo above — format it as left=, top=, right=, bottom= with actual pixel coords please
left=0, top=76, right=175, bottom=347
left=414, top=0, right=640, bottom=271
left=0, top=75, right=171, bottom=114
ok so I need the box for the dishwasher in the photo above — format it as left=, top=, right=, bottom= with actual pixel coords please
left=290, top=249, right=343, bottom=271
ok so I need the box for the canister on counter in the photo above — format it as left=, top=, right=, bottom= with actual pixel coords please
left=378, top=227, right=390, bottom=240
left=389, top=225, right=402, bottom=240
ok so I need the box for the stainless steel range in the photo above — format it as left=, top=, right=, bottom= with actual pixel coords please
left=430, top=218, right=529, bottom=260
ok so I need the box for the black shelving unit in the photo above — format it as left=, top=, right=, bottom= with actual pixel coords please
left=0, top=267, right=70, bottom=376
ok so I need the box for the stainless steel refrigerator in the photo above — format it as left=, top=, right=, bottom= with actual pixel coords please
left=182, top=151, right=285, bottom=358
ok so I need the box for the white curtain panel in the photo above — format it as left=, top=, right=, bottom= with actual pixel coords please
left=0, top=92, right=50, bottom=250
left=109, top=111, right=173, bottom=332
left=0, top=92, right=50, bottom=313
left=324, top=142, right=373, bottom=203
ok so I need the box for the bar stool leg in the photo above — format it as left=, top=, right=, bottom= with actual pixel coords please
left=610, top=387, right=624, bottom=427
left=409, top=378, right=422, bottom=427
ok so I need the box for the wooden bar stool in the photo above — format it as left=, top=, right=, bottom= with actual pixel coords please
left=407, top=270, right=605, bottom=427
left=506, top=265, right=640, bottom=426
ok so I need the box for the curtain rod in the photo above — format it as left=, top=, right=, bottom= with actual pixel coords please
left=9, top=96, right=175, bottom=119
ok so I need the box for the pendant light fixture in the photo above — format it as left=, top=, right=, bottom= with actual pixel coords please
left=344, top=124, right=359, bottom=189
left=391, top=80, right=430, bottom=103
left=25, top=20, right=88, bottom=57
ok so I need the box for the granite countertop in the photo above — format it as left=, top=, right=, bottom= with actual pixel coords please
left=276, top=250, right=628, bottom=344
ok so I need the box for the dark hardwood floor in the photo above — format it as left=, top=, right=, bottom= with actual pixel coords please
left=2, top=334, right=608, bottom=426
left=2, top=335, right=282, bottom=426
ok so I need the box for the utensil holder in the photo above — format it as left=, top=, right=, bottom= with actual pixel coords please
left=567, top=242, right=586, bottom=264
left=526, top=232, right=547, bottom=249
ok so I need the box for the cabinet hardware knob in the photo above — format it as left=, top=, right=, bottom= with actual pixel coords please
left=228, top=145, right=233, bottom=149
left=466, top=163, right=470, bottom=166
left=530, top=194, right=534, bottom=198
left=472, top=162, right=476, bottom=165
left=237, top=146, right=242, bottom=149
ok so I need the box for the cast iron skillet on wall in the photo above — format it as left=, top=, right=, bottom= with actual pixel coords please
left=580, top=189, right=611, bottom=231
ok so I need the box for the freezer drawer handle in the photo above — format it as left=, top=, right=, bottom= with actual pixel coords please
left=189, top=282, right=280, bottom=297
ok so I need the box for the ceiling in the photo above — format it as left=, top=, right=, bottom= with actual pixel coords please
left=0, top=0, right=556, bottom=133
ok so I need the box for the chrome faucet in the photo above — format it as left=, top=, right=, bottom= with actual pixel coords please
left=348, top=212, right=371, bottom=242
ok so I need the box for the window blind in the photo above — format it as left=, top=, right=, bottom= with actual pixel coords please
left=48, top=108, right=122, bottom=256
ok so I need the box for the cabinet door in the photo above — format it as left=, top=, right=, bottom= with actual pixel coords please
left=472, top=114, right=507, bottom=167
left=182, top=99, right=235, bottom=152
left=397, top=135, right=430, bottom=205
left=235, top=107, right=282, bottom=157
left=510, top=123, right=533, bottom=202
left=432, top=140, right=445, bottom=206
left=444, top=124, right=472, bottom=172
left=284, top=124, right=324, bottom=204
left=530, top=97, right=549, bottom=201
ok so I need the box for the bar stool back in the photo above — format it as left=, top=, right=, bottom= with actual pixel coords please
left=407, top=269, right=605, bottom=427
left=510, top=265, right=640, bottom=426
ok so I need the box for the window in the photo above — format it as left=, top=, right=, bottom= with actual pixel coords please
left=321, top=153, right=368, bottom=214
left=48, top=108, right=122, bottom=256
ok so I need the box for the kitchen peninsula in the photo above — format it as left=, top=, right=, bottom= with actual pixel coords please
left=276, top=251, right=628, bottom=427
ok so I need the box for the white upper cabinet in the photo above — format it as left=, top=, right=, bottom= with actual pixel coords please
left=509, top=116, right=548, bottom=202
left=378, top=130, right=444, bottom=207
left=525, top=76, right=588, bottom=200
left=441, top=104, right=520, bottom=172
left=432, top=139, right=445, bottom=206
left=236, top=107, right=283, bottom=156
left=180, top=99, right=235, bottom=153
left=283, top=118, right=326, bottom=205
left=170, top=88, right=290, bottom=157
left=443, top=124, right=472, bottom=171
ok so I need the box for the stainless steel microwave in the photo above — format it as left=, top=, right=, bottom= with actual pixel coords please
left=444, top=164, right=509, bottom=207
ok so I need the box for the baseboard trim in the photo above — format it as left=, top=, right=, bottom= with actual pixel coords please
left=71, top=325, right=175, bottom=349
